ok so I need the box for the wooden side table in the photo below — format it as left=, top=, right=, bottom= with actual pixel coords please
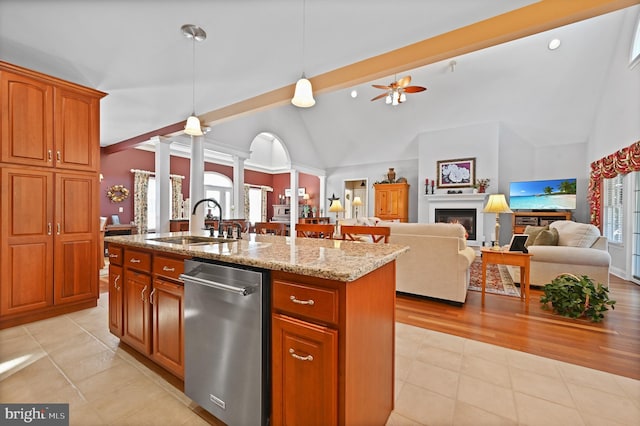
left=480, top=247, right=533, bottom=306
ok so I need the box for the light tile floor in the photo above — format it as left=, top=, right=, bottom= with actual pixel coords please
left=1, top=297, right=639, bottom=425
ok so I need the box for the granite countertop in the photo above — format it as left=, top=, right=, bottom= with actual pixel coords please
left=105, top=231, right=409, bottom=282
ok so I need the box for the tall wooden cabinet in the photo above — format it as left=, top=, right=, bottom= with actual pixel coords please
left=0, top=61, right=106, bottom=329
left=373, top=183, right=409, bottom=222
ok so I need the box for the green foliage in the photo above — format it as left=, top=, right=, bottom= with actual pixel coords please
left=540, top=274, right=615, bottom=323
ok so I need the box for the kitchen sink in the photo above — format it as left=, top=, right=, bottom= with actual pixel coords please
left=147, top=236, right=234, bottom=245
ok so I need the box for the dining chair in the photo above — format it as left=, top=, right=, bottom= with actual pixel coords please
left=295, top=223, right=335, bottom=239
left=341, top=225, right=390, bottom=243
left=255, top=222, right=286, bottom=236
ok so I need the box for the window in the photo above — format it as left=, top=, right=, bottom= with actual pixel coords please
left=204, top=172, right=233, bottom=218
left=603, top=174, right=624, bottom=244
left=147, top=177, right=173, bottom=232
left=631, top=14, right=640, bottom=68
left=248, top=187, right=263, bottom=225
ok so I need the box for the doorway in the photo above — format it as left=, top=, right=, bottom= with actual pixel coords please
left=344, top=179, right=368, bottom=220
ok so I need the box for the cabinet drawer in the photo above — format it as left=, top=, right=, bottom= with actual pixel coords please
left=273, top=280, right=338, bottom=325
left=124, top=250, right=151, bottom=273
left=108, top=246, right=123, bottom=266
left=153, top=256, right=185, bottom=281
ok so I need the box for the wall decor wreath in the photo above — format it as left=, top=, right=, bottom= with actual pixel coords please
left=106, top=185, right=130, bottom=203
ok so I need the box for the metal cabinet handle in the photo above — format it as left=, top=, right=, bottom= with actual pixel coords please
left=129, top=258, right=141, bottom=263
left=113, top=275, right=120, bottom=290
left=56, top=223, right=61, bottom=235
left=162, top=266, right=175, bottom=272
left=47, top=223, right=52, bottom=235
left=290, top=295, right=314, bottom=306
left=141, top=285, right=147, bottom=302
left=149, top=288, right=156, bottom=304
left=56, top=150, right=61, bottom=162
left=47, top=150, right=53, bottom=162
left=289, top=348, right=313, bottom=362
left=109, top=253, right=118, bottom=258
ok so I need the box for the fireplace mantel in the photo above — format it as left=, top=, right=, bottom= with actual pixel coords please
left=425, top=193, right=488, bottom=246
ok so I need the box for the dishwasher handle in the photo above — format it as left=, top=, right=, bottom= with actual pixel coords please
left=180, top=274, right=255, bottom=296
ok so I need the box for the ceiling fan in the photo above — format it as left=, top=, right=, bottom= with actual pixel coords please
left=371, top=75, right=426, bottom=106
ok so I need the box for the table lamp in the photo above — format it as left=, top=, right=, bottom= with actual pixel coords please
left=483, top=194, right=513, bottom=250
left=352, top=196, right=362, bottom=218
left=329, top=199, right=344, bottom=224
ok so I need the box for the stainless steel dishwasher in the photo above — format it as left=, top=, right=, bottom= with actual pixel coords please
left=180, top=259, right=270, bottom=426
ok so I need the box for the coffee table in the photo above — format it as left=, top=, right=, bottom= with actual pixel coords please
left=480, top=247, right=533, bottom=306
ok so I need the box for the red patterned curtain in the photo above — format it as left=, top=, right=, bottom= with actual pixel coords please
left=589, top=141, right=640, bottom=228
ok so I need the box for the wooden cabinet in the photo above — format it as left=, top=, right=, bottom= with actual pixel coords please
left=271, top=261, right=396, bottom=425
left=272, top=314, right=338, bottom=426
left=374, top=183, right=409, bottom=222
left=112, top=247, right=186, bottom=378
left=0, top=61, right=105, bottom=329
left=512, top=211, right=572, bottom=234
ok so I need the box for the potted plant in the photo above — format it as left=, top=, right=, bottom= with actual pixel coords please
left=540, top=274, right=615, bottom=322
left=474, top=178, right=490, bottom=193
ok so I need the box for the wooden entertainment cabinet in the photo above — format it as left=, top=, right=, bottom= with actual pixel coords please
left=512, top=211, right=572, bottom=234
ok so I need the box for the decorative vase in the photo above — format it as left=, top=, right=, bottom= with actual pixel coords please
left=387, top=168, right=396, bottom=182
left=478, top=186, right=486, bottom=193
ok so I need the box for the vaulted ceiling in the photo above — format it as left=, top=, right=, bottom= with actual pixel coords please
left=1, top=0, right=638, bottom=170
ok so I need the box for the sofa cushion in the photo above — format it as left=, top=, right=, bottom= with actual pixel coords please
left=523, top=225, right=547, bottom=247
left=550, top=221, right=600, bottom=248
left=533, top=227, right=559, bottom=246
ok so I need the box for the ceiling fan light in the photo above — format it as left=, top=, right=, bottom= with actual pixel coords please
left=399, top=92, right=407, bottom=103
left=392, top=90, right=400, bottom=106
left=291, top=75, right=316, bottom=107
left=184, top=115, right=203, bottom=136
left=385, top=94, right=392, bottom=104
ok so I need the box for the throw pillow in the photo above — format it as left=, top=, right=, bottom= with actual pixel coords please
left=550, top=221, right=600, bottom=247
left=523, top=225, right=548, bottom=248
left=533, top=228, right=559, bottom=246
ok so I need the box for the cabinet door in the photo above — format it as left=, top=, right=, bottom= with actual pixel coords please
left=375, top=188, right=389, bottom=216
left=151, top=278, right=184, bottom=378
left=1, top=70, right=54, bottom=167
left=122, top=270, right=152, bottom=354
left=387, top=188, right=401, bottom=216
left=272, top=314, right=338, bottom=426
left=0, top=168, right=54, bottom=316
left=53, top=87, right=100, bottom=171
left=53, top=173, right=98, bottom=305
left=108, top=264, right=124, bottom=337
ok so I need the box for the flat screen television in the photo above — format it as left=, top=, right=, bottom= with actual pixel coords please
left=509, top=178, right=576, bottom=210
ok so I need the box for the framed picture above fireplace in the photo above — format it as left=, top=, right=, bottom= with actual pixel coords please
left=436, top=157, right=475, bottom=188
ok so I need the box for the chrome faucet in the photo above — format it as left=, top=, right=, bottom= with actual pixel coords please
left=192, top=198, right=223, bottom=235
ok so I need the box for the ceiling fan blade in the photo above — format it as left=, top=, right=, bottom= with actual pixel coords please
left=370, top=93, right=388, bottom=102
left=403, top=86, right=427, bottom=93
left=372, top=84, right=391, bottom=90
left=397, top=76, right=412, bottom=88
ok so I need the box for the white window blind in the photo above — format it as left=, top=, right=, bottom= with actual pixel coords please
left=603, top=174, right=624, bottom=244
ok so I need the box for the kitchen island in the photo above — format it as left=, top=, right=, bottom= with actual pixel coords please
left=105, top=231, right=408, bottom=426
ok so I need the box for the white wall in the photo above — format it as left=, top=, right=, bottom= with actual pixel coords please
left=587, top=5, right=640, bottom=279
left=418, top=122, right=500, bottom=243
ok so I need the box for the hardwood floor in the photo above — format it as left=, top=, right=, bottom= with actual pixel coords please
left=396, top=274, right=640, bottom=380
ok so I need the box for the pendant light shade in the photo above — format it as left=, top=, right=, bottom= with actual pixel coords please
left=184, top=115, right=203, bottom=136
left=291, top=0, right=315, bottom=108
left=182, top=24, right=206, bottom=136
left=291, top=74, right=315, bottom=108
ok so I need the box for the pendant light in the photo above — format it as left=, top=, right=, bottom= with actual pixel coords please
left=182, top=24, right=206, bottom=136
left=291, top=0, right=315, bottom=107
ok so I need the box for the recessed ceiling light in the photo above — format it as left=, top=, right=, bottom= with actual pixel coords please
left=548, top=39, right=561, bottom=50
left=350, top=90, right=358, bottom=98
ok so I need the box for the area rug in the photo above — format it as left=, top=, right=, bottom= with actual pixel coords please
left=468, top=258, right=520, bottom=297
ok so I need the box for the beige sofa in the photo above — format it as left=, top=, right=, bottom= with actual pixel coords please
left=511, top=220, right=611, bottom=287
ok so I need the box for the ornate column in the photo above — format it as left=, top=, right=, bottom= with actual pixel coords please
left=153, top=136, right=172, bottom=233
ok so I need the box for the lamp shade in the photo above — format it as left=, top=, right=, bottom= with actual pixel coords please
left=483, top=194, right=513, bottom=214
left=291, top=76, right=316, bottom=107
left=328, top=200, right=344, bottom=213
left=303, top=193, right=310, bottom=200
left=184, top=115, right=203, bottom=136
left=352, top=196, right=363, bottom=206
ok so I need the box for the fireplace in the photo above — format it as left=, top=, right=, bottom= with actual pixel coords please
left=435, top=208, right=476, bottom=240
